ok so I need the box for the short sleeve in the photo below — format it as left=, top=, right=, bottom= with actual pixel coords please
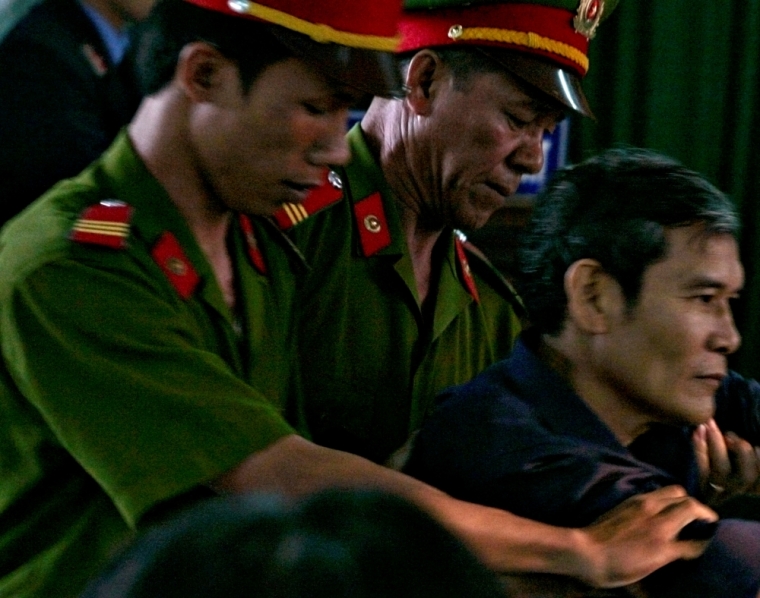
left=1, top=257, right=295, bottom=528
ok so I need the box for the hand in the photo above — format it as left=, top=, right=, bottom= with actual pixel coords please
left=693, top=418, right=760, bottom=504
left=578, top=485, right=717, bottom=588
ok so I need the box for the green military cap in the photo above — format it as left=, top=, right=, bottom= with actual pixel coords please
left=399, top=0, right=620, bottom=117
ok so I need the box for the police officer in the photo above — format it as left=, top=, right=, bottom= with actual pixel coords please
left=0, top=0, right=405, bottom=595
left=280, top=0, right=719, bottom=589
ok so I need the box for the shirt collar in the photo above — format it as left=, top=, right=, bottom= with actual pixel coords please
left=78, top=0, right=130, bottom=64
left=506, top=331, right=625, bottom=451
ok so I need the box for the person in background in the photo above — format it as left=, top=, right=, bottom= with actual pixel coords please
left=0, top=0, right=152, bottom=223
left=79, top=489, right=507, bottom=598
left=277, top=0, right=715, bottom=590
left=404, top=147, right=760, bottom=597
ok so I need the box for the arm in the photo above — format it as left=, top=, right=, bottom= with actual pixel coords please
left=214, top=433, right=714, bottom=588
left=4, top=257, right=712, bottom=588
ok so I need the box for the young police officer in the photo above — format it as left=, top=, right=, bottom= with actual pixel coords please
left=0, top=0, right=405, bottom=595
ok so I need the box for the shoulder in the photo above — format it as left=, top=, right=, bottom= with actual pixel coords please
left=272, top=170, right=345, bottom=232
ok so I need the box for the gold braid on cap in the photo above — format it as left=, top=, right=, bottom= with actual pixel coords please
left=232, top=1, right=400, bottom=51
left=448, top=26, right=589, bottom=73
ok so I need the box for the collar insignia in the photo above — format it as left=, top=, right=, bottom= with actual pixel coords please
left=239, top=215, right=268, bottom=276
left=151, top=232, right=200, bottom=299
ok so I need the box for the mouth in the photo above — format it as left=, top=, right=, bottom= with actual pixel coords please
left=483, top=180, right=517, bottom=199
left=695, top=373, right=726, bottom=387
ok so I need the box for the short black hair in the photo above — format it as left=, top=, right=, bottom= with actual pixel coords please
left=130, top=0, right=293, bottom=95
left=399, top=46, right=505, bottom=92
left=518, top=147, right=739, bottom=336
left=80, top=489, right=506, bottom=598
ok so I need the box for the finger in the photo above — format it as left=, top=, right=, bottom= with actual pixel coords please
left=705, top=419, right=731, bottom=484
left=692, top=424, right=709, bottom=483
left=725, top=432, right=760, bottom=490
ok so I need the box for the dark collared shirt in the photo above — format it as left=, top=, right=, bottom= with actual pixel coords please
left=405, top=331, right=760, bottom=598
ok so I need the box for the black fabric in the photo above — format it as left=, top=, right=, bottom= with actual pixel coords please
left=405, top=335, right=760, bottom=598
left=0, top=0, right=141, bottom=224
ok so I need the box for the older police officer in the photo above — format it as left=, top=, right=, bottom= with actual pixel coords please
left=280, top=0, right=719, bottom=590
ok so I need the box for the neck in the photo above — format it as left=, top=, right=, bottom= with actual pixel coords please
left=363, top=99, right=445, bottom=305
left=129, top=91, right=236, bottom=305
left=541, top=333, right=653, bottom=446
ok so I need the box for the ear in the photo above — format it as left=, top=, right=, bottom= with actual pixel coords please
left=404, top=50, right=448, bottom=116
left=174, top=42, right=236, bottom=102
left=564, top=259, right=625, bottom=335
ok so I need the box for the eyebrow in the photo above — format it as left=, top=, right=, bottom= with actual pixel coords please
left=683, top=276, right=743, bottom=293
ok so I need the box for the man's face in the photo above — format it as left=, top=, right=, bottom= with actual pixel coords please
left=191, top=57, right=358, bottom=217
left=596, top=225, right=743, bottom=428
left=416, top=67, right=565, bottom=230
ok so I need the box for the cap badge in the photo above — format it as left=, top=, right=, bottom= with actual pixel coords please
left=574, top=0, right=605, bottom=39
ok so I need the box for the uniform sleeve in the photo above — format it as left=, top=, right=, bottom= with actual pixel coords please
left=403, top=371, right=673, bottom=528
left=1, top=258, right=295, bottom=528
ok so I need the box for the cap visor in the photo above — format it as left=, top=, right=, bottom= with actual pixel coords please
left=478, top=48, right=594, bottom=119
left=270, top=27, right=405, bottom=99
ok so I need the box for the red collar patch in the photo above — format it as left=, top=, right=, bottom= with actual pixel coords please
left=272, top=170, right=343, bottom=230
left=353, top=192, right=391, bottom=257
left=70, top=200, right=133, bottom=249
left=454, top=235, right=480, bottom=304
left=239, top=214, right=267, bottom=276
left=151, top=232, right=200, bottom=300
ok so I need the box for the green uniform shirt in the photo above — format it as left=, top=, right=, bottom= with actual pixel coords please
left=0, top=133, right=299, bottom=598
left=289, top=125, right=523, bottom=464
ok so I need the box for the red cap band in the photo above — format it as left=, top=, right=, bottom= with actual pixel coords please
left=399, top=4, right=589, bottom=76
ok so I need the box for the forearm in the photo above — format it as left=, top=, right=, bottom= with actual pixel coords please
left=212, top=435, right=714, bottom=588
left=212, top=436, right=581, bottom=570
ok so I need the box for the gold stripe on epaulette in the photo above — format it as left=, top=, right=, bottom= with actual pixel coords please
left=282, top=202, right=309, bottom=225
left=72, top=221, right=131, bottom=236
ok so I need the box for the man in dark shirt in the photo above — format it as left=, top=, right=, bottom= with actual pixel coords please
left=405, top=147, right=760, bottom=597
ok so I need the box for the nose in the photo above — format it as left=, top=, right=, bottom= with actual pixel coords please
left=307, top=110, right=351, bottom=167
left=509, top=125, right=545, bottom=176
left=711, top=305, right=742, bottom=355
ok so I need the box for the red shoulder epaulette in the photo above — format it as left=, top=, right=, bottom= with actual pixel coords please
left=151, top=231, right=200, bottom=300
left=272, top=170, right=343, bottom=230
left=70, top=200, right=133, bottom=249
